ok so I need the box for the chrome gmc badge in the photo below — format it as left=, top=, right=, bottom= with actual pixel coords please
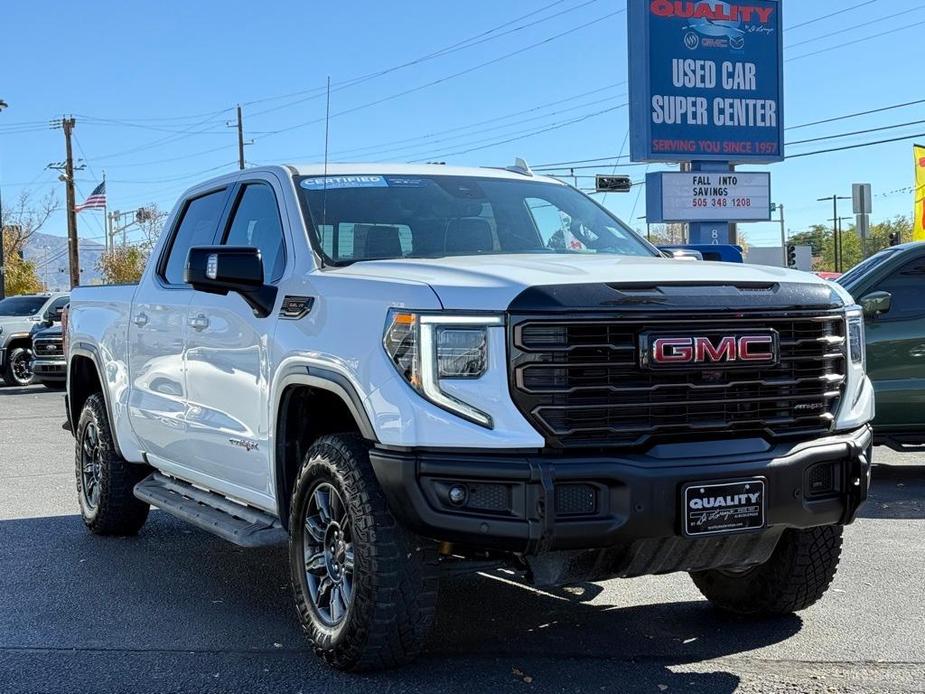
left=640, top=331, right=779, bottom=369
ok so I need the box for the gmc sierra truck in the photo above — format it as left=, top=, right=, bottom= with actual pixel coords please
left=66, top=163, right=874, bottom=671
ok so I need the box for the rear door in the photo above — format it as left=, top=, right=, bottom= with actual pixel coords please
left=180, top=175, right=288, bottom=504
left=127, top=187, right=230, bottom=464
left=864, top=253, right=925, bottom=431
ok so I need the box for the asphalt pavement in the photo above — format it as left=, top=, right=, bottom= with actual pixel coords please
left=0, top=384, right=923, bottom=693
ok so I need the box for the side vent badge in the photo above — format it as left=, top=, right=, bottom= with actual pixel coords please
left=280, top=296, right=315, bottom=320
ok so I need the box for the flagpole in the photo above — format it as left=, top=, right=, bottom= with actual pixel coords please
left=102, top=170, right=109, bottom=252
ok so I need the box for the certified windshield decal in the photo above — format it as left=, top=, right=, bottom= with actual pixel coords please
left=300, top=175, right=389, bottom=190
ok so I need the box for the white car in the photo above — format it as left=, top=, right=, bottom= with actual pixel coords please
left=66, top=163, right=874, bottom=671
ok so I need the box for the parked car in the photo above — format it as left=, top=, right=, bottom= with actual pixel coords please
left=30, top=323, right=66, bottom=389
left=837, top=242, right=925, bottom=450
left=0, top=292, right=69, bottom=386
left=66, top=164, right=873, bottom=671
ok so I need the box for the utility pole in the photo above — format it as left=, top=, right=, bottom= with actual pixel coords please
left=772, top=203, right=786, bottom=267
left=817, top=194, right=850, bottom=273
left=50, top=117, right=81, bottom=288
left=228, top=105, right=249, bottom=170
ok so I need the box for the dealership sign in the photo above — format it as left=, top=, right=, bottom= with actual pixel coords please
left=628, top=0, right=784, bottom=163
left=646, top=171, right=771, bottom=222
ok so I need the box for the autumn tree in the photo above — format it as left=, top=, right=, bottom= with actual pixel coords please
left=1, top=190, right=58, bottom=295
left=96, top=204, right=168, bottom=285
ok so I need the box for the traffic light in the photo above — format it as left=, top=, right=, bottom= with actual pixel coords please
left=787, top=245, right=797, bottom=268
left=889, top=232, right=901, bottom=247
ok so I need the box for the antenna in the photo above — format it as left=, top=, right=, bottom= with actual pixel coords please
left=320, top=76, right=331, bottom=268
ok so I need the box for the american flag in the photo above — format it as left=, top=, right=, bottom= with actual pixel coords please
left=75, top=181, right=106, bottom=212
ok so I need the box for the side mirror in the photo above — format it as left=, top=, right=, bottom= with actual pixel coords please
left=860, top=290, right=892, bottom=318
left=185, top=246, right=278, bottom=318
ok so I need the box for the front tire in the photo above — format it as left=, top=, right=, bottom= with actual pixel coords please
left=289, top=434, right=438, bottom=671
left=3, top=346, right=35, bottom=386
left=690, top=526, right=843, bottom=615
left=75, top=393, right=150, bottom=535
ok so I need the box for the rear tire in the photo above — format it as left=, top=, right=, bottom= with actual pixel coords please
left=75, top=393, right=150, bottom=535
left=289, top=434, right=438, bottom=671
left=690, top=526, right=843, bottom=615
left=3, top=346, right=34, bottom=386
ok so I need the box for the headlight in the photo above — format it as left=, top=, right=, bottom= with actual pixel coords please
left=847, top=314, right=865, bottom=368
left=384, top=311, right=502, bottom=427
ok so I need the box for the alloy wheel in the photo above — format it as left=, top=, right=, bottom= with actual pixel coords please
left=80, top=422, right=103, bottom=510
left=11, top=350, right=33, bottom=385
left=302, top=482, right=355, bottom=627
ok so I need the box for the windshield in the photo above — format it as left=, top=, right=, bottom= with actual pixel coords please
left=836, top=249, right=898, bottom=289
left=0, top=296, right=47, bottom=317
left=295, top=174, right=655, bottom=264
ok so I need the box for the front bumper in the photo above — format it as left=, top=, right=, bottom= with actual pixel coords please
left=371, top=426, right=872, bottom=577
left=30, top=357, right=66, bottom=382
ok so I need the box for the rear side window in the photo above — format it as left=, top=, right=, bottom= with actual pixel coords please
left=223, top=183, right=286, bottom=281
left=161, top=189, right=227, bottom=285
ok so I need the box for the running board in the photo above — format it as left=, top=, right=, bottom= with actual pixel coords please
left=134, top=473, right=287, bottom=548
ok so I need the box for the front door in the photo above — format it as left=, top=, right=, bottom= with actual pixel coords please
left=127, top=187, right=229, bottom=464
left=864, top=254, right=925, bottom=431
left=181, top=177, right=288, bottom=505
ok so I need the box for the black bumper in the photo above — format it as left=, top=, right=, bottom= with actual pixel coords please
left=31, top=358, right=66, bottom=382
left=370, top=426, right=872, bottom=563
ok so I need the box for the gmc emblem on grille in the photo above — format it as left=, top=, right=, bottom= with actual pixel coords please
left=641, top=332, right=779, bottom=368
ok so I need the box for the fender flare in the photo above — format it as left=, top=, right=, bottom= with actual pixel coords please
left=69, top=341, right=125, bottom=459
left=271, top=361, right=378, bottom=527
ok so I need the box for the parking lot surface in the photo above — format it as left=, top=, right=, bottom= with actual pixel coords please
left=1, top=384, right=923, bottom=693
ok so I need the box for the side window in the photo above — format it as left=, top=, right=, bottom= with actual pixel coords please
left=161, top=189, right=227, bottom=285
left=876, top=257, right=925, bottom=320
left=46, top=296, right=69, bottom=319
left=224, top=183, right=286, bottom=282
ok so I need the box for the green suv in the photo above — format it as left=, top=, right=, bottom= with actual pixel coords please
left=837, top=242, right=925, bottom=450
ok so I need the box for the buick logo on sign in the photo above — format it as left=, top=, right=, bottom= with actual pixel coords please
left=641, top=331, right=778, bottom=368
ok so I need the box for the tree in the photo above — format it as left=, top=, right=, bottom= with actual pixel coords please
left=96, top=245, right=147, bottom=285
left=95, top=204, right=168, bottom=285
left=1, top=190, right=58, bottom=295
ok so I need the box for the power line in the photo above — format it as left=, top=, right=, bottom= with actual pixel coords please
left=787, top=17, right=925, bottom=62
left=785, top=0, right=877, bottom=31
left=786, top=131, right=925, bottom=159
left=292, top=83, right=626, bottom=160
left=257, top=10, right=623, bottom=140
left=788, top=98, right=925, bottom=131
left=786, top=6, right=925, bottom=51
left=407, top=104, right=627, bottom=162
left=787, top=118, right=925, bottom=147
left=241, top=0, right=582, bottom=111
left=358, top=94, right=627, bottom=162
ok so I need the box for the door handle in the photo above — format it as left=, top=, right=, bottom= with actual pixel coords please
left=133, top=312, right=149, bottom=328
left=188, top=314, right=210, bottom=331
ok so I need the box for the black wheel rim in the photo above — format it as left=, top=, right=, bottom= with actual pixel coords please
left=302, top=482, right=354, bottom=627
left=11, top=351, right=33, bottom=384
left=80, top=422, right=103, bottom=510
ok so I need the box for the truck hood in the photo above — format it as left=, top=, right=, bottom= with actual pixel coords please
left=331, top=254, right=849, bottom=311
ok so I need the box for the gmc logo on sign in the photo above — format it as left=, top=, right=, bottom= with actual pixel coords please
left=642, top=333, right=778, bottom=368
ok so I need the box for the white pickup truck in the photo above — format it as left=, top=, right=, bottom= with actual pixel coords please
left=66, top=163, right=874, bottom=671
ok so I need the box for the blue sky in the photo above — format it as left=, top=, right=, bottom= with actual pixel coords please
left=0, top=0, right=921, bottom=248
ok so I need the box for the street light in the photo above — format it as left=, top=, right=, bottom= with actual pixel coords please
left=0, top=98, right=7, bottom=300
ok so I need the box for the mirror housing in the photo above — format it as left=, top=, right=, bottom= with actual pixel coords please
left=659, top=246, right=704, bottom=261
left=860, top=290, right=892, bottom=318
left=185, top=246, right=278, bottom=318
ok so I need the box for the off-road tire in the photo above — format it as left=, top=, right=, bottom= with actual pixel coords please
left=289, top=434, right=439, bottom=671
left=690, top=526, right=843, bottom=615
left=2, top=346, right=34, bottom=386
left=76, top=393, right=150, bottom=535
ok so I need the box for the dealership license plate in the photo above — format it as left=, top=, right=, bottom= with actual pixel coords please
left=683, top=479, right=766, bottom=537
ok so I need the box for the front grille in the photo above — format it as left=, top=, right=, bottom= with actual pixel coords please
left=509, top=312, right=847, bottom=449
left=33, top=338, right=63, bottom=356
